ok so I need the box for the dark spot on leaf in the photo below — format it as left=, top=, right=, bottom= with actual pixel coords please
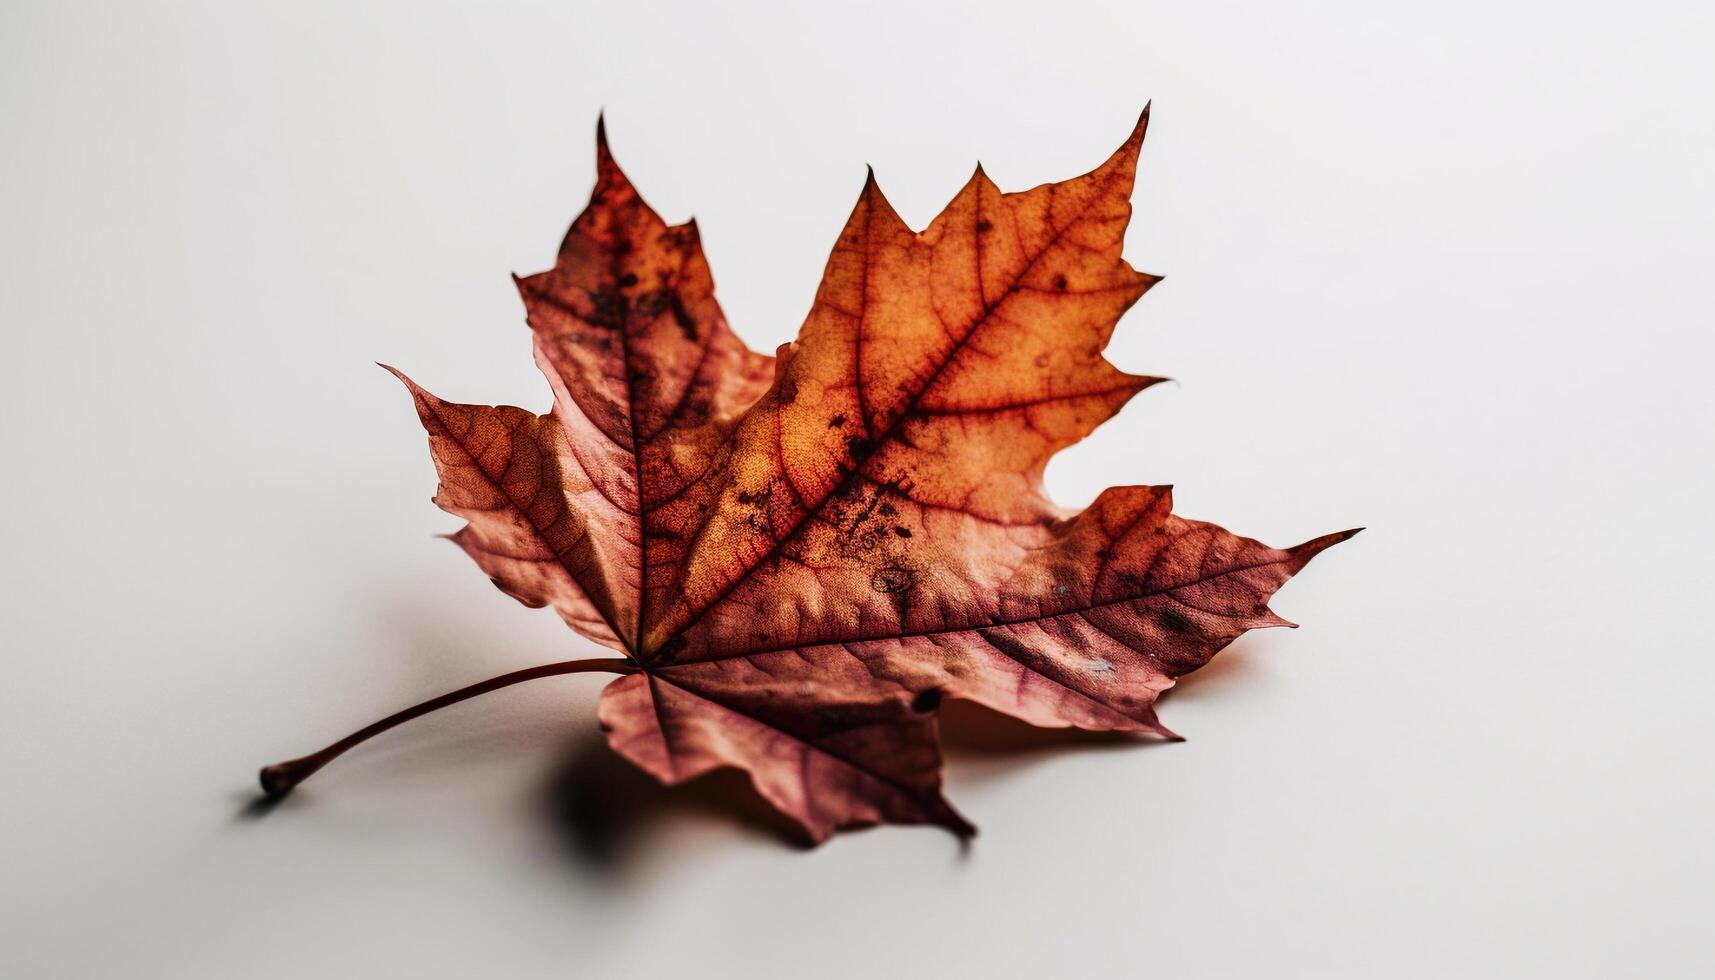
left=911, top=688, right=943, bottom=713
left=870, top=565, right=915, bottom=595
left=617, top=272, right=639, bottom=288
left=1053, top=275, right=1068, bottom=290
left=1160, top=608, right=1192, bottom=634
left=828, top=414, right=847, bottom=429
left=893, top=526, right=912, bottom=538
left=976, top=219, right=993, bottom=234
left=777, top=378, right=798, bottom=404
left=845, top=434, right=873, bottom=459
left=668, top=294, right=698, bottom=341
left=590, top=288, right=627, bottom=325
left=878, top=502, right=897, bottom=517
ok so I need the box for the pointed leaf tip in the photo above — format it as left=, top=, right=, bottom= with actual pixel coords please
left=377, top=362, right=412, bottom=386
left=377, top=363, right=432, bottom=410
left=1287, top=527, right=1364, bottom=565
left=860, top=164, right=883, bottom=200
left=1120, top=107, right=1149, bottom=155
left=1088, top=107, right=1152, bottom=182
left=854, top=166, right=906, bottom=228
left=594, top=111, right=620, bottom=175
left=1322, top=527, right=1365, bottom=547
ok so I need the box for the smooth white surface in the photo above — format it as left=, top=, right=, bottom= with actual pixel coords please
left=4, top=1, right=1712, bottom=976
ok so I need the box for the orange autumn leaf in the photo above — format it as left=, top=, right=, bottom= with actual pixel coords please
left=262, top=108, right=1357, bottom=843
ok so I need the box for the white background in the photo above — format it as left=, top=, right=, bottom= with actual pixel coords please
left=4, top=1, right=1712, bottom=977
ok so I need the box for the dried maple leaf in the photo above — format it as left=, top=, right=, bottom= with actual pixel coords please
left=261, top=109, right=1357, bottom=843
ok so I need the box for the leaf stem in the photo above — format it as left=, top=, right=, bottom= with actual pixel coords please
left=258, top=657, right=636, bottom=797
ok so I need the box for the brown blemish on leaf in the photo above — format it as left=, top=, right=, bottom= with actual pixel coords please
left=870, top=564, right=915, bottom=595
left=668, top=293, right=698, bottom=341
